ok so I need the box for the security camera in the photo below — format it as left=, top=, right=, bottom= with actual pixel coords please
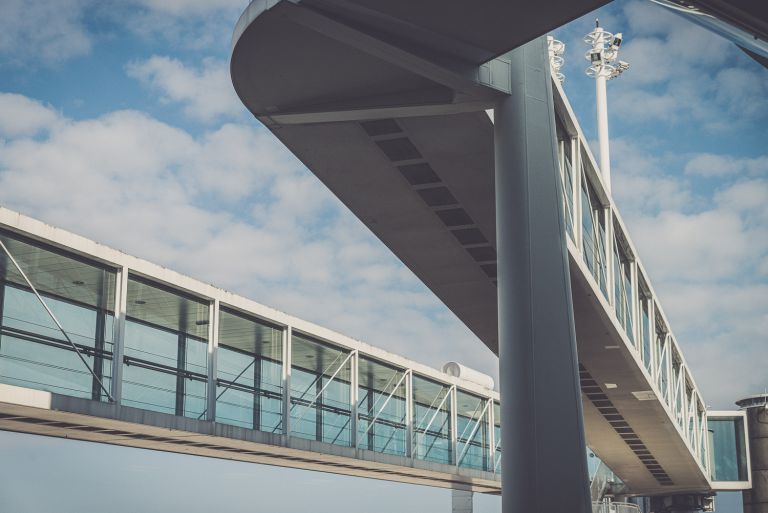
left=611, top=33, right=623, bottom=49
left=617, top=60, right=630, bottom=71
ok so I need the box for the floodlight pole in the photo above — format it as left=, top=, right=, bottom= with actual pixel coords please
left=585, top=20, right=629, bottom=195
left=595, top=51, right=611, bottom=192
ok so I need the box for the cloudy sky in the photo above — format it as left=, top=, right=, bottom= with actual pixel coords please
left=0, top=0, right=765, bottom=511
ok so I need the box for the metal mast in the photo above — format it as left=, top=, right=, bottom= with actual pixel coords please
left=585, top=19, right=629, bottom=194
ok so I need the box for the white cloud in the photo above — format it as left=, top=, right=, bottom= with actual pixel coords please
left=0, top=93, right=496, bottom=381
left=685, top=153, right=768, bottom=177
left=131, top=0, right=247, bottom=16
left=0, top=0, right=92, bottom=66
left=0, top=93, right=61, bottom=137
left=127, top=56, right=244, bottom=122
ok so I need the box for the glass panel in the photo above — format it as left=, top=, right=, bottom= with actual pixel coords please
left=673, top=360, right=684, bottom=426
left=122, top=276, right=209, bottom=417
left=657, top=334, right=669, bottom=403
left=0, top=230, right=116, bottom=401
left=412, top=375, right=452, bottom=464
left=216, top=308, right=283, bottom=431
left=290, top=333, right=351, bottom=446
left=709, top=416, right=748, bottom=481
left=580, top=174, right=607, bottom=296
left=456, top=390, right=489, bottom=470
left=493, top=402, right=501, bottom=474
left=357, top=357, right=407, bottom=456
left=613, top=233, right=634, bottom=342
left=559, top=138, right=575, bottom=241
left=641, top=301, right=652, bottom=373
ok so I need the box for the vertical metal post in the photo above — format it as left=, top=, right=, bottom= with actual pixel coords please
left=605, top=208, right=615, bottom=306
left=93, top=308, right=106, bottom=401
left=649, top=300, right=657, bottom=381
left=450, top=385, right=458, bottom=465
left=175, top=332, right=186, bottom=417
left=495, top=36, right=591, bottom=513
left=282, top=325, right=292, bottom=436
left=487, top=399, right=495, bottom=473
left=206, top=299, right=219, bottom=422
left=110, top=266, right=129, bottom=405
left=350, top=349, right=359, bottom=448
left=405, top=369, right=413, bottom=457
left=630, top=261, right=639, bottom=344
left=573, top=139, right=583, bottom=249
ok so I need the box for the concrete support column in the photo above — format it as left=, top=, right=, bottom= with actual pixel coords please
left=452, top=489, right=473, bottom=513
left=494, top=36, right=591, bottom=513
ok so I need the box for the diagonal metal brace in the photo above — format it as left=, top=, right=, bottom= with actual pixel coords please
left=0, top=238, right=114, bottom=402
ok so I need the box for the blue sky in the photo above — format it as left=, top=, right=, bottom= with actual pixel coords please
left=0, top=0, right=765, bottom=511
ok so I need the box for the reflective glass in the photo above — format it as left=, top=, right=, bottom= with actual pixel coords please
left=581, top=174, right=607, bottom=296
left=290, top=333, right=351, bottom=446
left=216, top=308, right=283, bottom=431
left=559, top=139, right=575, bottom=241
left=122, top=276, right=209, bottom=417
left=0, top=231, right=116, bottom=401
left=709, top=416, right=748, bottom=481
left=656, top=333, right=669, bottom=403
left=357, top=357, right=406, bottom=456
left=456, top=390, right=489, bottom=470
left=412, top=375, right=452, bottom=464
left=641, top=301, right=652, bottom=374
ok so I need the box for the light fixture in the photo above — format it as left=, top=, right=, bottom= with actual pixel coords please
left=605, top=383, right=618, bottom=389
left=72, top=280, right=85, bottom=286
left=604, top=345, right=620, bottom=349
left=134, top=300, right=146, bottom=305
left=195, top=320, right=209, bottom=326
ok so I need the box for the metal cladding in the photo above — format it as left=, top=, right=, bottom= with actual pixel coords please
left=738, top=394, right=768, bottom=513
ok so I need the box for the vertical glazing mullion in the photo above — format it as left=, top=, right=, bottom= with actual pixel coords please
left=405, top=369, right=413, bottom=458
left=175, top=332, right=186, bottom=416
left=253, top=351, right=261, bottom=430
left=629, top=261, right=638, bottom=343
left=487, top=398, right=495, bottom=473
left=92, top=309, right=106, bottom=401
left=111, top=266, right=128, bottom=404
left=350, top=350, right=358, bottom=448
left=282, top=325, right=292, bottom=436
left=450, top=385, right=458, bottom=465
left=604, top=208, right=614, bottom=300
left=648, top=300, right=656, bottom=381
left=205, top=299, right=219, bottom=422
left=573, top=140, right=582, bottom=247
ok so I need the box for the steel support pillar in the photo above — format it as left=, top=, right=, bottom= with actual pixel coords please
left=494, top=36, right=591, bottom=513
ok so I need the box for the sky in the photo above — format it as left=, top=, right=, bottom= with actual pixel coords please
left=0, top=0, right=765, bottom=512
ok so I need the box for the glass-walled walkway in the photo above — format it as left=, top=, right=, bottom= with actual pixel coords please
left=0, top=224, right=499, bottom=474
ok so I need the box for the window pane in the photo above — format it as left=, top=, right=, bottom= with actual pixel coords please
left=216, top=308, right=283, bottom=431
left=290, top=333, right=351, bottom=446
left=122, top=276, right=208, bottom=418
left=412, top=375, right=452, bottom=464
left=709, top=417, right=748, bottom=481
left=0, top=231, right=116, bottom=401
left=357, top=357, right=406, bottom=456
left=457, top=390, right=489, bottom=470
